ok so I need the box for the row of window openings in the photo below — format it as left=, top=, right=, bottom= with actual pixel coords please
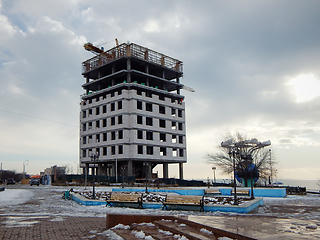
left=137, top=101, right=183, bottom=117
left=136, top=90, right=183, bottom=105
left=82, top=116, right=123, bottom=131
left=82, top=146, right=184, bottom=157
left=137, top=146, right=184, bottom=157
left=83, top=89, right=181, bottom=106
left=82, top=101, right=122, bottom=118
left=83, top=101, right=183, bottom=119
left=82, top=131, right=183, bottom=144
left=137, top=116, right=183, bottom=130
left=82, top=130, right=123, bottom=144
left=83, top=90, right=123, bottom=106
left=137, top=131, right=183, bottom=143
left=82, top=145, right=123, bottom=157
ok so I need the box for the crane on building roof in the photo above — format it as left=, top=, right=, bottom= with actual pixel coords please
left=83, top=39, right=119, bottom=56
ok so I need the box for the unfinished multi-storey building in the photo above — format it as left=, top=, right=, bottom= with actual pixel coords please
left=79, top=42, right=188, bottom=181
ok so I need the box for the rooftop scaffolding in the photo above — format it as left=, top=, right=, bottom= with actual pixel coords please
left=82, top=42, right=183, bottom=74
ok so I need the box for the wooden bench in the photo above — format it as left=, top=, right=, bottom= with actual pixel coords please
left=204, top=189, right=221, bottom=196
left=162, top=195, right=204, bottom=212
left=231, top=189, right=250, bottom=196
left=106, top=192, right=143, bottom=209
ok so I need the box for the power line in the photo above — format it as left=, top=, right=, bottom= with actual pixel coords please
left=0, top=109, right=78, bottom=128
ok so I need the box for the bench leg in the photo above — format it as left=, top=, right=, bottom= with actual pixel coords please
left=162, top=204, right=168, bottom=210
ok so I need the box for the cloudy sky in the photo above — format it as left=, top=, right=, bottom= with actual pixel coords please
left=1, top=0, right=320, bottom=180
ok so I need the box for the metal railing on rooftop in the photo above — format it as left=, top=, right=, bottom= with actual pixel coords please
left=82, top=43, right=183, bottom=74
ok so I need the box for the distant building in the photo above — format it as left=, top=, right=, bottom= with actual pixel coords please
left=79, top=42, right=188, bottom=180
left=44, top=165, right=66, bottom=181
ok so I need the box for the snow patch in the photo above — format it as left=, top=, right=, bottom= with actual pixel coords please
left=111, top=223, right=130, bottom=230
left=200, top=228, right=213, bottom=234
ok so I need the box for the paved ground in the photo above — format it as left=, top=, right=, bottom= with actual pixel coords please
left=1, top=184, right=320, bottom=239
left=0, top=216, right=106, bottom=240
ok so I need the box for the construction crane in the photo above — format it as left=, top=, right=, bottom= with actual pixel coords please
left=84, top=39, right=119, bottom=56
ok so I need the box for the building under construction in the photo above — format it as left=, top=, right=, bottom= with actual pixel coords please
left=79, top=41, right=190, bottom=181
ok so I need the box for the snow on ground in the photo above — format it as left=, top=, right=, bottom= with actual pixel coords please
left=1, top=185, right=320, bottom=221
left=0, top=189, right=34, bottom=207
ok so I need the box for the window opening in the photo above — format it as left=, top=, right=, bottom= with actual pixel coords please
left=146, top=117, right=153, bottom=126
left=159, top=105, right=165, bottom=114
left=146, top=103, right=152, bottom=112
left=160, top=147, right=166, bottom=156
left=173, top=149, right=177, bottom=157
left=138, top=145, right=143, bottom=154
left=137, top=101, right=143, bottom=110
left=171, top=108, right=176, bottom=117
left=137, top=115, right=143, bottom=124
left=137, top=130, right=143, bottom=139
left=172, top=135, right=177, bottom=143
left=179, top=149, right=184, bottom=157
left=146, top=131, right=153, bottom=140
left=103, top=133, right=107, bottom=141
left=160, top=133, right=166, bottom=142
left=118, top=130, right=123, bottom=139
left=118, top=145, right=123, bottom=154
left=147, top=146, right=153, bottom=155
left=159, top=119, right=166, bottom=128
left=111, top=146, right=116, bottom=155
left=118, top=115, right=123, bottom=124
left=103, top=147, right=107, bottom=156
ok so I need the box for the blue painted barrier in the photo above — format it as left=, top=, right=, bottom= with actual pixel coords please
left=112, top=187, right=286, bottom=198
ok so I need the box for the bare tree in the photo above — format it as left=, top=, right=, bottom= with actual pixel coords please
left=207, top=132, right=275, bottom=187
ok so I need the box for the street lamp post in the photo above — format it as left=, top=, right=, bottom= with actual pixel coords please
left=212, top=166, right=216, bottom=187
left=229, top=150, right=238, bottom=205
left=269, top=149, right=272, bottom=186
left=249, top=155, right=255, bottom=200
left=90, top=153, right=99, bottom=199
left=23, top=160, right=29, bottom=179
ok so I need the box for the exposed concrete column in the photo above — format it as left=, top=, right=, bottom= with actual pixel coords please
left=97, top=163, right=103, bottom=175
left=85, top=163, right=89, bottom=176
left=176, top=76, right=180, bottom=94
left=128, top=160, right=133, bottom=177
left=163, top=163, right=169, bottom=179
left=179, top=162, right=183, bottom=180
left=111, top=162, right=116, bottom=176
left=127, top=58, right=131, bottom=83
left=147, top=162, right=152, bottom=180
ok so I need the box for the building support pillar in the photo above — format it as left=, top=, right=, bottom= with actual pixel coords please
left=179, top=162, right=183, bottom=180
left=85, top=163, right=89, bottom=176
left=97, top=163, right=103, bottom=175
left=147, top=162, right=152, bottom=180
left=163, top=163, right=168, bottom=179
left=128, top=160, right=133, bottom=177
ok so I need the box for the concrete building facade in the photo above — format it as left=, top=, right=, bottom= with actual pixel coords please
left=79, top=42, right=187, bottom=180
